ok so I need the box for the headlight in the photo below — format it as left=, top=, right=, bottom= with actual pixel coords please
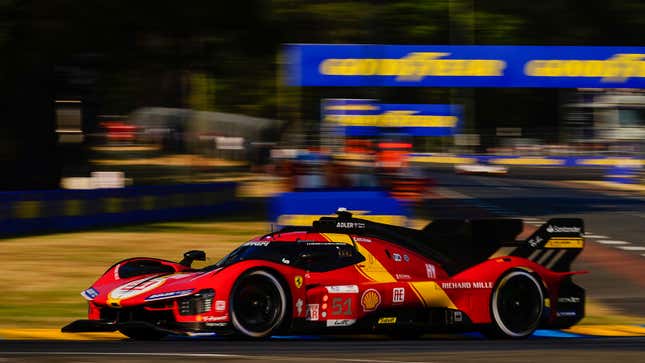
left=145, top=289, right=195, bottom=301
left=178, top=289, right=215, bottom=315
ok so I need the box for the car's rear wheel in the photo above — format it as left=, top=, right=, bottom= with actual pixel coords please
left=118, top=327, right=167, bottom=341
left=229, top=269, right=287, bottom=339
left=485, top=270, right=544, bottom=339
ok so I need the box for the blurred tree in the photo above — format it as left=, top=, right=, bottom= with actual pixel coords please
left=2, top=0, right=645, bottom=187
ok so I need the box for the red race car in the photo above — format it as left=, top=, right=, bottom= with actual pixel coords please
left=62, top=210, right=586, bottom=340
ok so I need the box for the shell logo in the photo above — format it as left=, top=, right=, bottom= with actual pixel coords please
left=361, top=288, right=381, bottom=311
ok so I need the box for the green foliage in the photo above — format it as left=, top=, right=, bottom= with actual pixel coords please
left=1, top=1, right=645, bottom=120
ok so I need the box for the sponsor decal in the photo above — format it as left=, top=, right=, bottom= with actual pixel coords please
left=322, top=311, right=327, bottom=318
left=319, top=52, right=505, bottom=82
left=326, top=319, right=357, bottom=327
left=528, top=235, right=543, bottom=248
left=109, top=276, right=167, bottom=300
left=295, top=275, right=304, bottom=289
left=441, top=281, right=493, bottom=289
left=392, top=287, right=405, bottom=304
left=354, top=237, right=372, bottom=243
left=395, top=274, right=411, bottom=280
left=403, top=254, right=410, bottom=262
left=558, top=297, right=581, bottom=303
left=378, top=317, right=397, bottom=324
left=557, top=311, right=577, bottom=317
left=296, top=298, right=304, bottom=316
left=215, top=300, right=226, bottom=312
left=205, top=322, right=228, bottom=327
left=291, top=44, right=645, bottom=88
left=201, top=315, right=228, bottom=322
left=361, top=289, right=381, bottom=312
left=454, top=311, right=463, bottom=322
left=425, top=264, right=436, bottom=279
left=81, top=287, right=99, bottom=301
left=145, top=289, right=194, bottom=301
left=243, top=241, right=270, bottom=247
left=325, top=285, right=359, bottom=293
left=336, top=222, right=366, bottom=229
left=306, top=304, right=320, bottom=321
left=393, top=253, right=402, bottom=262
left=545, top=237, right=584, bottom=248
left=546, top=225, right=581, bottom=234
left=303, top=242, right=345, bottom=246
left=331, top=297, right=353, bottom=316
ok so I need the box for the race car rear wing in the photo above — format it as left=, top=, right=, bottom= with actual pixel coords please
left=308, top=212, right=583, bottom=274
left=420, top=218, right=584, bottom=273
left=509, top=218, right=585, bottom=272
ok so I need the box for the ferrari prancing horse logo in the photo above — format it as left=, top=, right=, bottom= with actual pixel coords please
left=295, top=275, right=303, bottom=288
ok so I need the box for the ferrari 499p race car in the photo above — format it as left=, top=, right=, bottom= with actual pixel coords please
left=63, top=210, right=586, bottom=340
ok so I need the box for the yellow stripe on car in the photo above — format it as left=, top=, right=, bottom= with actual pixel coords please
left=321, top=233, right=396, bottom=283
left=409, top=281, right=457, bottom=309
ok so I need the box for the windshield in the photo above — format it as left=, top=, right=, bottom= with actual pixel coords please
left=203, top=241, right=365, bottom=273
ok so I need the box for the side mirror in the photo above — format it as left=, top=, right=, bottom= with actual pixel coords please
left=179, top=250, right=206, bottom=267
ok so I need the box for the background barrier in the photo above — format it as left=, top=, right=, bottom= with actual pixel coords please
left=270, top=189, right=409, bottom=227
left=410, top=154, right=644, bottom=167
left=0, top=182, right=238, bottom=237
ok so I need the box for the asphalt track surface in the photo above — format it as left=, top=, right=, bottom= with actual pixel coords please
left=1, top=336, right=645, bottom=362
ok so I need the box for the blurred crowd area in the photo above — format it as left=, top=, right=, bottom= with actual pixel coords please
left=1, top=1, right=645, bottom=190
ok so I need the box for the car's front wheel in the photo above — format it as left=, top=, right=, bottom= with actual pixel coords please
left=229, top=269, right=288, bottom=339
left=485, top=269, right=544, bottom=339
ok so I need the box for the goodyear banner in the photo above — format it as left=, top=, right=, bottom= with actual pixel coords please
left=286, top=44, right=645, bottom=88
left=323, top=99, right=461, bottom=136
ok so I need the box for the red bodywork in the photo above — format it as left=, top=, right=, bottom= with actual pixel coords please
left=72, top=216, right=585, bottom=336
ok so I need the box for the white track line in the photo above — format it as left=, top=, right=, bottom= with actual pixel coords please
left=584, top=234, right=609, bottom=239
left=617, top=246, right=645, bottom=251
left=596, top=240, right=630, bottom=245
left=0, top=352, right=432, bottom=363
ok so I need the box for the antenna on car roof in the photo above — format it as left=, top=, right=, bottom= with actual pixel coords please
left=336, top=207, right=353, bottom=219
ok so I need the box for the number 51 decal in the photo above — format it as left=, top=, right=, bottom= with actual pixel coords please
left=331, top=297, right=353, bottom=316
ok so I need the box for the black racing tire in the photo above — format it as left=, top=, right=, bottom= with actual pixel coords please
left=118, top=327, right=167, bottom=341
left=229, top=269, right=288, bottom=339
left=484, top=269, right=544, bottom=339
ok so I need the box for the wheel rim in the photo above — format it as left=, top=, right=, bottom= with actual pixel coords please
left=231, top=271, right=286, bottom=337
left=492, top=271, right=543, bottom=337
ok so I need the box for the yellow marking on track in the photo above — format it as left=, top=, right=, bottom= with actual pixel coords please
left=576, top=158, right=643, bottom=167
left=0, top=329, right=125, bottom=340
left=321, top=233, right=396, bottom=283
left=565, top=180, right=645, bottom=194
left=408, top=281, right=457, bottom=309
left=490, top=157, right=565, bottom=166
left=565, top=325, right=645, bottom=337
